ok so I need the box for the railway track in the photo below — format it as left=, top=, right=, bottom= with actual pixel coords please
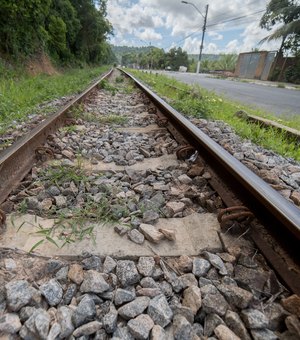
left=0, top=68, right=299, bottom=339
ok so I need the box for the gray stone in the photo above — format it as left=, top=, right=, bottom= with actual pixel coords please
left=193, top=258, right=211, bottom=277
left=241, top=309, right=269, bottom=329
left=26, top=197, right=40, bottom=210
left=203, top=251, right=227, bottom=275
left=148, top=294, right=173, bottom=328
left=142, top=211, right=160, bottom=224
left=193, top=323, right=204, bottom=337
left=94, top=329, right=109, bottom=340
left=214, top=324, right=241, bottom=340
left=19, top=306, right=37, bottom=322
left=57, top=306, right=74, bottom=338
left=141, top=277, right=159, bottom=289
left=150, top=324, right=167, bottom=340
left=5, top=280, right=33, bottom=312
left=173, top=315, right=193, bottom=339
left=199, top=277, right=213, bottom=287
left=158, top=281, right=173, bottom=297
left=200, top=283, right=218, bottom=296
left=80, top=270, right=110, bottom=294
left=0, top=313, right=22, bottom=334
left=180, top=273, right=198, bottom=289
left=72, top=296, right=96, bottom=328
left=4, top=258, right=17, bottom=271
left=63, top=283, right=77, bottom=305
left=128, top=229, right=145, bottom=244
left=103, top=256, right=117, bottom=273
left=217, top=283, right=253, bottom=309
left=173, top=305, right=195, bottom=324
left=114, top=225, right=130, bottom=236
left=82, top=255, right=102, bottom=270
left=73, top=321, right=102, bottom=337
left=178, top=174, right=193, bottom=184
left=102, top=307, right=118, bottom=334
left=137, top=288, right=161, bottom=298
left=39, top=279, right=63, bottom=306
left=33, top=309, right=50, bottom=339
left=234, top=265, right=269, bottom=292
left=202, top=290, right=228, bottom=316
left=182, top=286, right=202, bottom=314
left=204, top=313, right=224, bottom=337
left=113, top=326, right=135, bottom=340
left=115, top=288, right=136, bottom=306
left=22, top=309, right=50, bottom=340
left=251, top=329, right=278, bottom=340
left=264, top=302, right=289, bottom=331
left=118, top=297, right=150, bottom=320
left=54, top=195, right=67, bottom=208
left=137, top=257, right=155, bottom=276
left=47, top=185, right=60, bottom=196
left=285, top=315, right=300, bottom=337
left=225, top=310, right=251, bottom=340
left=128, top=314, right=154, bottom=340
left=116, top=260, right=140, bottom=287
left=139, top=223, right=164, bottom=243
left=177, top=255, right=193, bottom=273
left=55, top=266, right=69, bottom=282
left=48, top=322, right=61, bottom=340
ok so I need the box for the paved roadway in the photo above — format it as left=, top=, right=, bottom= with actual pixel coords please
left=155, top=71, right=300, bottom=117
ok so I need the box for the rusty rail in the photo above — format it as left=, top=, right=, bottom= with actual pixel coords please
left=121, top=69, right=300, bottom=294
left=0, top=69, right=113, bottom=205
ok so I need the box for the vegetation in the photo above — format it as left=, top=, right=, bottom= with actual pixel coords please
left=0, top=65, right=109, bottom=134
left=0, top=0, right=116, bottom=65
left=260, top=0, right=300, bottom=82
left=131, top=70, right=300, bottom=161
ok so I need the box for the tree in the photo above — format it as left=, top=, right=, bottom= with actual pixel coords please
left=216, top=54, right=238, bottom=72
left=260, top=0, right=300, bottom=55
left=165, top=47, right=189, bottom=71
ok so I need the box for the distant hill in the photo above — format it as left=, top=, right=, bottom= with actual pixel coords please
left=112, top=45, right=153, bottom=63
left=188, top=54, right=220, bottom=61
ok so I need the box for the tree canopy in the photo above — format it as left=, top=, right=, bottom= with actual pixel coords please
left=260, top=0, right=300, bottom=55
left=0, top=0, right=115, bottom=64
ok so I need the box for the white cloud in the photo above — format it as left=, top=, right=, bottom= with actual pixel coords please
left=208, top=32, right=223, bottom=41
left=107, top=0, right=284, bottom=54
left=225, top=40, right=239, bottom=53
left=136, top=28, right=162, bottom=42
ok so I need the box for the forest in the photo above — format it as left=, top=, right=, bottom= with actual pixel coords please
left=0, top=0, right=116, bottom=65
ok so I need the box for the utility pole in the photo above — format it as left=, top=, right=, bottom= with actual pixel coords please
left=197, top=4, right=209, bottom=74
left=181, top=1, right=209, bottom=73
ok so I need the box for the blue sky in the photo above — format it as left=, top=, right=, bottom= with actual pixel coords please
left=107, top=0, right=282, bottom=54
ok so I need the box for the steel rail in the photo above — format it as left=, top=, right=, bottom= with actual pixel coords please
left=121, top=69, right=300, bottom=240
left=0, top=69, right=113, bottom=205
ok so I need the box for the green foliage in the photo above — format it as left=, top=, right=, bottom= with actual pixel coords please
left=216, top=54, right=238, bottom=72
left=285, top=58, right=300, bottom=83
left=0, top=0, right=116, bottom=65
left=260, top=0, right=300, bottom=55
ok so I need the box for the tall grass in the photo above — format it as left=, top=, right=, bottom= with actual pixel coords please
left=0, top=65, right=110, bottom=133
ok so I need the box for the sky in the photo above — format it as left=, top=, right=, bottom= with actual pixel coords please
left=106, top=0, right=282, bottom=54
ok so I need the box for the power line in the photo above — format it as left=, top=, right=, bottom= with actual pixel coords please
left=171, top=9, right=265, bottom=47
left=207, top=9, right=265, bottom=28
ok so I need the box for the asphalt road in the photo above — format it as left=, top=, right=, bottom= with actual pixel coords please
left=156, top=71, right=300, bottom=117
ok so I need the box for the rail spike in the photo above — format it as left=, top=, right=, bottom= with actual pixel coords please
left=176, top=145, right=196, bottom=160
left=218, top=206, right=254, bottom=229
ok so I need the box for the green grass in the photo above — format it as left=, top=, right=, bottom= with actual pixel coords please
left=130, top=70, right=300, bottom=161
left=0, top=66, right=110, bottom=134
